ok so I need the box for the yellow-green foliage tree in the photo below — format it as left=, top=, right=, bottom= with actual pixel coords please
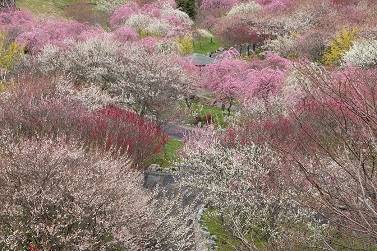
left=0, top=32, right=23, bottom=70
left=322, top=27, right=358, bottom=65
left=0, top=82, right=5, bottom=93
left=177, top=35, right=193, bottom=55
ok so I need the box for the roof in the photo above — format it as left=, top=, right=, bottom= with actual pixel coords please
left=188, top=53, right=215, bottom=66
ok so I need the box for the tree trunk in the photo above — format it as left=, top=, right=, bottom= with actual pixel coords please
left=0, top=0, right=16, bottom=9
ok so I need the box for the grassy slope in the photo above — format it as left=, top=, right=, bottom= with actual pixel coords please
left=17, top=0, right=78, bottom=16
left=148, top=138, right=183, bottom=168
left=193, top=37, right=222, bottom=54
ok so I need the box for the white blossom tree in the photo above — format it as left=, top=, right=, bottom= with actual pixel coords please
left=180, top=129, right=325, bottom=250
left=32, top=37, right=193, bottom=121
left=0, top=134, right=198, bottom=250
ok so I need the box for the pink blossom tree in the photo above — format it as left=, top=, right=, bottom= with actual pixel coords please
left=200, top=0, right=239, bottom=17
left=15, top=19, right=104, bottom=53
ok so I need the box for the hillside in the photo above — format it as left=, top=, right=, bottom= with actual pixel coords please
left=1, top=0, right=377, bottom=250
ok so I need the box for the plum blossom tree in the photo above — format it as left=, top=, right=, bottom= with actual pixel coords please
left=109, top=2, right=139, bottom=28
left=200, top=58, right=248, bottom=111
left=200, top=0, right=239, bottom=17
left=226, top=1, right=262, bottom=17
left=237, top=64, right=377, bottom=247
left=200, top=53, right=290, bottom=113
left=112, top=26, right=139, bottom=42
left=283, top=65, right=377, bottom=245
left=215, top=16, right=271, bottom=47
left=32, top=37, right=192, bottom=121
left=0, top=10, right=34, bottom=41
left=0, top=135, right=198, bottom=250
left=180, top=128, right=325, bottom=250
left=109, top=2, right=192, bottom=37
left=342, top=38, right=377, bottom=68
left=15, top=19, right=104, bottom=53
left=256, top=0, right=292, bottom=11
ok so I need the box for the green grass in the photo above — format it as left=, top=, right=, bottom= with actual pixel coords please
left=193, top=37, right=222, bottom=54
left=201, top=209, right=241, bottom=251
left=17, top=0, right=78, bottom=16
left=202, top=209, right=377, bottom=251
left=189, top=101, right=231, bottom=128
left=149, top=138, right=183, bottom=168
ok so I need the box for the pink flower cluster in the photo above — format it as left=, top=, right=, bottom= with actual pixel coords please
left=109, top=2, right=192, bottom=33
left=200, top=0, right=239, bottom=12
left=201, top=53, right=290, bottom=102
left=15, top=19, right=104, bottom=53
left=109, top=2, right=139, bottom=28
left=113, top=26, right=139, bottom=42
left=256, top=0, right=292, bottom=11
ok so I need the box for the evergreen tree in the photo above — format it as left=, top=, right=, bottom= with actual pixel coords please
left=176, top=0, right=196, bottom=18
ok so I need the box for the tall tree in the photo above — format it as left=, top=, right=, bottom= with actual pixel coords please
left=176, top=0, right=196, bottom=18
left=0, top=0, right=16, bottom=9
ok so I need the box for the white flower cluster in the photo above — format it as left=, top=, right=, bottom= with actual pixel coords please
left=160, top=4, right=194, bottom=27
left=120, top=5, right=192, bottom=37
left=0, top=135, right=198, bottom=250
left=342, top=39, right=377, bottom=68
left=227, top=1, right=262, bottom=16
left=145, top=19, right=171, bottom=36
left=95, top=0, right=127, bottom=12
left=56, top=82, right=121, bottom=110
left=196, top=28, right=214, bottom=39
left=181, top=132, right=322, bottom=248
left=33, top=36, right=192, bottom=118
left=263, top=34, right=298, bottom=57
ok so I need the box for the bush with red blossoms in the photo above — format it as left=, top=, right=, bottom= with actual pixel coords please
left=0, top=77, right=167, bottom=169
left=92, top=105, right=168, bottom=167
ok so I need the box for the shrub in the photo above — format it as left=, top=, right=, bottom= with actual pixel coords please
left=342, top=38, right=377, bottom=68
left=0, top=32, right=23, bottom=70
left=176, top=35, right=193, bottom=55
left=322, top=27, right=358, bottom=65
left=93, top=105, right=168, bottom=167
